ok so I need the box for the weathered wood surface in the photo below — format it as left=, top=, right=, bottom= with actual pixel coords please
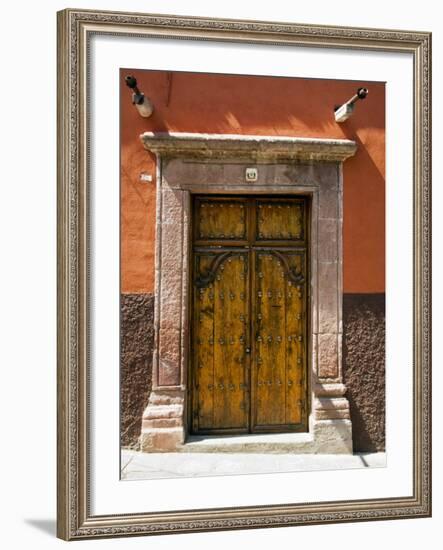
left=192, top=196, right=308, bottom=433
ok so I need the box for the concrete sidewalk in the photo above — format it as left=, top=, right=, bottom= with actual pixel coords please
left=121, top=450, right=386, bottom=480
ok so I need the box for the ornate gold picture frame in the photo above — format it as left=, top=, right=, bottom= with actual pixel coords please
left=57, top=8, right=431, bottom=540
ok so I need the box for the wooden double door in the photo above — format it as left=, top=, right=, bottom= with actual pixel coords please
left=191, top=195, right=308, bottom=434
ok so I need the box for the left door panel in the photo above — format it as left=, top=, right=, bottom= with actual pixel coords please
left=192, top=250, right=250, bottom=433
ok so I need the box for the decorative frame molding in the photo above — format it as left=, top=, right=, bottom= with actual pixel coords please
left=57, top=8, right=431, bottom=540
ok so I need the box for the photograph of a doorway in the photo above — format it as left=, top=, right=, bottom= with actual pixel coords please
left=119, top=68, right=386, bottom=479
left=190, top=194, right=309, bottom=435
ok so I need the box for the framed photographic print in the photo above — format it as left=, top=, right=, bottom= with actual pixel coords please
left=57, top=8, right=431, bottom=540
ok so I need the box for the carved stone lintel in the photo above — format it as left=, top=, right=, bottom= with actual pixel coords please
left=141, top=132, right=357, bottom=163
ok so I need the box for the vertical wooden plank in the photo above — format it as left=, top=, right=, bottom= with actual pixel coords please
left=193, top=255, right=215, bottom=430
left=213, top=253, right=248, bottom=429
left=255, top=252, right=286, bottom=427
left=285, top=253, right=305, bottom=425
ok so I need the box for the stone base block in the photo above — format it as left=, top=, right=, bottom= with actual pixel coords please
left=140, top=427, right=185, bottom=452
left=310, top=418, right=353, bottom=454
left=140, top=388, right=186, bottom=452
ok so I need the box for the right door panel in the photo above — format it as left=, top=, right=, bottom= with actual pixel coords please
left=252, top=249, right=307, bottom=431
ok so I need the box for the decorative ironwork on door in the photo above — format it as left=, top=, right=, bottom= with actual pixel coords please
left=191, top=196, right=308, bottom=434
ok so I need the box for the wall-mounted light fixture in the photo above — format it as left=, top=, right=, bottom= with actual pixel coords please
left=334, top=87, right=369, bottom=123
left=125, top=75, right=154, bottom=118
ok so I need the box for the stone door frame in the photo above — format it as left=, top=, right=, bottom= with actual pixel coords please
left=139, top=132, right=357, bottom=453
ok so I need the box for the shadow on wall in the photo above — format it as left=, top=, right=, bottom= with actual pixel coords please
left=120, top=71, right=385, bottom=137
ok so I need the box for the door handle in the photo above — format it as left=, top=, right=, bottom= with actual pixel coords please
left=245, top=347, right=251, bottom=354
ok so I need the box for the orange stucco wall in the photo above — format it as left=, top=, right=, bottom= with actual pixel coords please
left=120, top=70, right=385, bottom=294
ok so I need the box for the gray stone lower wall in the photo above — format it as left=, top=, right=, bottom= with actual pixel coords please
left=120, top=293, right=155, bottom=449
left=120, top=292, right=385, bottom=452
left=342, top=293, right=386, bottom=452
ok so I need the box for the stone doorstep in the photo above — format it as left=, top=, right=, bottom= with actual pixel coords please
left=180, top=432, right=316, bottom=454
left=178, top=420, right=353, bottom=455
